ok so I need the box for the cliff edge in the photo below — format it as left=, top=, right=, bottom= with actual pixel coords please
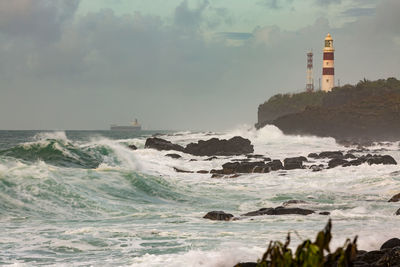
left=257, top=78, right=400, bottom=141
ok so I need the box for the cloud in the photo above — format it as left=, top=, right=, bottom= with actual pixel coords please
left=0, top=0, right=399, bottom=130
left=174, top=0, right=209, bottom=30
left=0, top=0, right=80, bottom=42
left=341, top=7, right=375, bottom=17
left=258, top=0, right=294, bottom=9
left=217, top=32, right=253, bottom=40
left=316, top=0, right=341, bottom=5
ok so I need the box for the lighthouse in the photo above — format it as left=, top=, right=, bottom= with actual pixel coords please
left=322, top=33, right=335, bottom=92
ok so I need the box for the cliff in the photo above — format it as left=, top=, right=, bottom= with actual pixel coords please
left=257, top=78, right=400, bottom=141
left=256, top=91, right=325, bottom=129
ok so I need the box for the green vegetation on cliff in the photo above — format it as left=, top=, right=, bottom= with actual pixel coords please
left=257, top=78, right=400, bottom=129
left=257, top=78, right=400, bottom=141
left=257, top=91, right=325, bottom=128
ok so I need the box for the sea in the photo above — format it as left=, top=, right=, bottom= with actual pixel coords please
left=0, top=125, right=399, bottom=266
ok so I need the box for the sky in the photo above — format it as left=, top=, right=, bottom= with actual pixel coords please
left=0, top=0, right=399, bottom=130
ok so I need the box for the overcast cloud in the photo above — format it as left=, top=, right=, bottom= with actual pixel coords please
left=0, top=0, right=398, bottom=130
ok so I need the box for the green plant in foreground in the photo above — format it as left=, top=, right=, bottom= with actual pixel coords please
left=238, top=220, right=358, bottom=267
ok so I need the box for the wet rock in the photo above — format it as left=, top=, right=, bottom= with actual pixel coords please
left=235, top=262, right=257, bottom=267
left=319, top=151, right=343, bottom=159
left=380, top=238, right=400, bottom=250
left=344, top=153, right=357, bottom=159
left=388, top=193, right=400, bottom=202
left=128, top=144, right=137, bottom=150
left=308, top=153, right=319, bottom=158
left=221, top=161, right=269, bottom=174
left=173, top=167, right=193, bottom=173
left=205, top=156, right=218, bottom=161
left=266, top=160, right=283, bottom=171
left=197, top=170, right=209, bottom=174
left=356, top=250, right=386, bottom=264
left=283, top=157, right=306, bottom=170
left=319, top=211, right=330, bottom=215
left=211, top=174, right=224, bottom=178
left=203, top=211, right=234, bottom=221
left=241, top=208, right=275, bottom=216
left=282, top=200, right=307, bottom=206
left=145, top=137, right=185, bottom=152
left=328, top=158, right=348, bottom=168
left=343, top=159, right=363, bottom=167
left=395, top=208, right=400, bottom=215
left=374, top=247, right=400, bottom=266
left=241, top=207, right=314, bottom=216
left=310, top=164, right=324, bottom=172
left=246, top=154, right=265, bottom=159
left=165, top=153, right=182, bottom=159
left=184, top=136, right=254, bottom=156
left=365, top=155, right=397, bottom=165
left=273, top=207, right=314, bottom=215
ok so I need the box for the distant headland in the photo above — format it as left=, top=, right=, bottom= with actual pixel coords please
left=256, top=77, right=400, bottom=142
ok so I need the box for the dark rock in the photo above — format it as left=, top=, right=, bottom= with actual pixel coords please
left=273, top=207, right=314, bottom=215
left=328, top=158, right=348, bottom=168
left=203, top=211, right=234, bottom=221
left=388, top=193, right=400, bottom=202
left=282, top=200, right=307, bottom=206
left=189, top=159, right=197, bottom=161
left=343, top=159, right=363, bottom=167
left=344, top=153, right=357, bottom=159
left=145, top=137, right=184, bottom=152
left=205, top=156, right=218, bottom=161
left=310, top=165, right=324, bottom=172
left=197, top=170, right=209, bottom=174
left=266, top=160, right=283, bottom=171
left=374, top=247, right=400, bottom=266
left=241, top=208, right=275, bottom=216
left=396, top=208, right=400, bottom=215
left=210, top=169, right=224, bottom=174
left=319, top=151, right=344, bottom=159
left=221, top=161, right=269, bottom=174
left=365, top=155, right=397, bottom=165
left=246, top=154, right=265, bottom=159
left=284, top=157, right=306, bottom=170
left=319, top=211, right=330, bottom=215
left=184, top=136, right=254, bottom=156
left=211, top=174, right=224, bottom=178
left=235, top=263, right=257, bottom=267
left=128, top=144, right=137, bottom=150
left=241, top=207, right=314, bottom=216
left=165, top=153, right=182, bottom=159
left=308, top=153, right=319, bottom=158
left=173, top=167, right=193, bottom=173
left=356, top=250, right=386, bottom=264
left=380, top=238, right=400, bottom=250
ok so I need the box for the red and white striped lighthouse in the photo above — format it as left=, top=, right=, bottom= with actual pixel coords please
left=322, top=33, right=335, bottom=92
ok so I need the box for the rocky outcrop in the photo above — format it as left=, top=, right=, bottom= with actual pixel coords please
left=389, top=193, right=400, bottom=202
left=145, top=137, right=184, bottom=152
left=380, top=238, right=400, bottom=250
left=165, top=153, right=182, bottom=159
left=257, top=78, right=400, bottom=141
left=145, top=136, right=254, bottom=156
left=128, top=144, right=137, bottom=150
left=241, top=207, right=315, bottom=216
left=203, top=211, right=233, bottom=221
left=184, top=136, right=254, bottom=156
left=283, top=156, right=307, bottom=170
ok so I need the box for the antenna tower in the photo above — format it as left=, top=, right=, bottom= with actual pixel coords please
left=306, top=51, right=314, bottom=92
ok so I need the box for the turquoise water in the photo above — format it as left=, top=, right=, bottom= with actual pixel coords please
left=0, top=127, right=399, bottom=266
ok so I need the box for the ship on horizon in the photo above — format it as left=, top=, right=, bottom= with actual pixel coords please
left=110, top=118, right=142, bottom=131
